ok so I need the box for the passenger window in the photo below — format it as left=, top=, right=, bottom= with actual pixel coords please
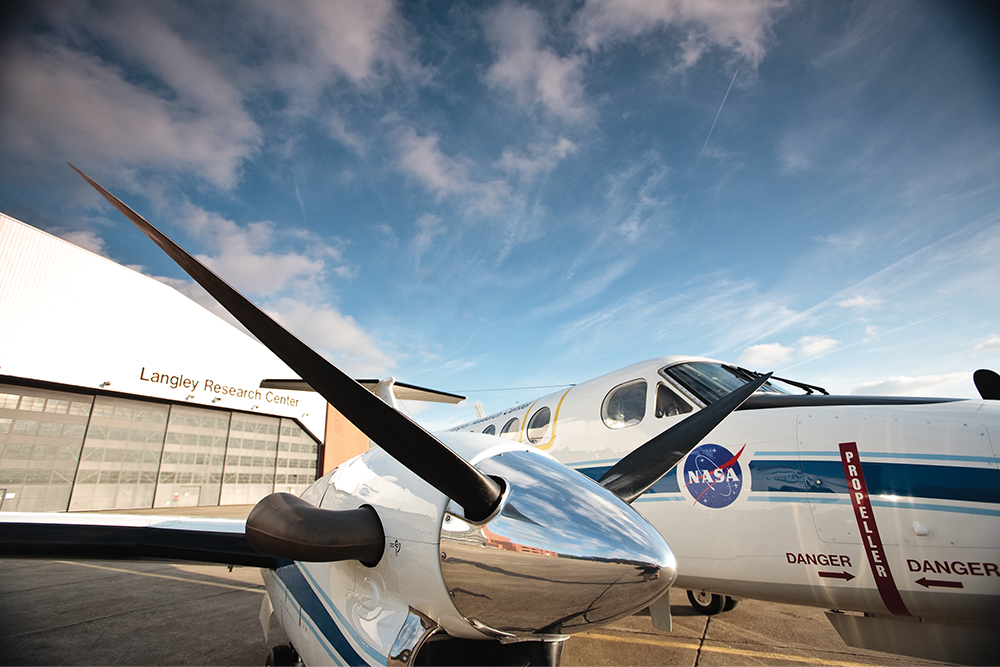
left=483, top=424, right=496, bottom=435
left=656, top=384, right=692, bottom=418
left=526, top=407, right=551, bottom=444
left=500, top=417, right=520, bottom=440
left=602, top=380, right=647, bottom=429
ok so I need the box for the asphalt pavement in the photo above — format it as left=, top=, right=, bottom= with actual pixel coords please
left=0, top=505, right=949, bottom=666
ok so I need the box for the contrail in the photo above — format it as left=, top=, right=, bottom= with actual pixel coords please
left=694, top=68, right=739, bottom=170
left=293, top=175, right=307, bottom=225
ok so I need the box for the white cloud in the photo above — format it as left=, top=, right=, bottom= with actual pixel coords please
left=374, top=224, right=399, bottom=248
left=174, top=203, right=337, bottom=297
left=495, top=137, right=577, bottom=180
left=484, top=3, right=590, bottom=123
left=0, top=1, right=419, bottom=191
left=797, top=335, right=838, bottom=356
left=283, top=0, right=399, bottom=83
left=737, top=335, right=838, bottom=368
left=327, top=113, right=366, bottom=154
left=267, top=298, right=394, bottom=376
left=393, top=126, right=514, bottom=218
left=413, top=214, right=446, bottom=256
left=57, top=229, right=107, bottom=256
left=396, top=128, right=470, bottom=199
left=0, top=39, right=260, bottom=189
left=969, top=334, right=1000, bottom=355
left=250, top=0, right=421, bottom=100
left=574, top=0, right=790, bottom=68
left=837, top=295, right=881, bottom=309
left=851, top=372, right=969, bottom=397
left=737, top=342, right=794, bottom=368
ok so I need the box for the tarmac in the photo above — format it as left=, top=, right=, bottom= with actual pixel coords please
left=0, top=505, right=949, bottom=666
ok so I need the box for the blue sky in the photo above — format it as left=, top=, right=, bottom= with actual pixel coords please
left=1, top=1, right=998, bottom=429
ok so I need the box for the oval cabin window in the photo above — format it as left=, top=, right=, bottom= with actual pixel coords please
left=483, top=424, right=496, bottom=435
left=500, top=417, right=520, bottom=440
left=526, top=406, right=551, bottom=444
left=602, top=380, right=647, bottom=429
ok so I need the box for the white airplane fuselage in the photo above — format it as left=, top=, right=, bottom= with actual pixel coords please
left=450, top=356, right=1000, bottom=625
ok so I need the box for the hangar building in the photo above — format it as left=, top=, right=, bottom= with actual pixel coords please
left=0, top=212, right=369, bottom=512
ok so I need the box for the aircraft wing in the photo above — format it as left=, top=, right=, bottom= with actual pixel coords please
left=260, top=378, right=466, bottom=404
left=0, top=512, right=277, bottom=568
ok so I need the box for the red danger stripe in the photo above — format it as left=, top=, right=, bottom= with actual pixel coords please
left=839, top=442, right=911, bottom=616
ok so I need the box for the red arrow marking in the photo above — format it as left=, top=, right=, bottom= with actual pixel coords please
left=915, top=578, right=964, bottom=589
left=818, top=571, right=855, bottom=581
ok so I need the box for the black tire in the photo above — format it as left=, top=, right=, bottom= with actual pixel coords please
left=266, top=644, right=298, bottom=667
left=687, top=589, right=726, bottom=615
left=723, top=595, right=738, bottom=612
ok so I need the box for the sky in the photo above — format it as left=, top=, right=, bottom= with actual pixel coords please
left=1, top=0, right=998, bottom=430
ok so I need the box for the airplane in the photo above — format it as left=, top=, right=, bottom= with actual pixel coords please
left=447, top=358, right=1000, bottom=664
left=1, top=167, right=997, bottom=665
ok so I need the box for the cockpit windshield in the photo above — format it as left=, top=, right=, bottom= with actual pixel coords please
left=661, top=362, right=788, bottom=405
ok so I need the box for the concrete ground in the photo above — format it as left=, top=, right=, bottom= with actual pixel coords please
left=0, top=505, right=949, bottom=666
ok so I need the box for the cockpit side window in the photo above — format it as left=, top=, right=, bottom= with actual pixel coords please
left=500, top=417, right=520, bottom=440
left=602, top=380, right=647, bottom=429
left=655, top=384, right=692, bottom=418
left=483, top=424, right=496, bottom=435
left=526, top=406, right=551, bottom=444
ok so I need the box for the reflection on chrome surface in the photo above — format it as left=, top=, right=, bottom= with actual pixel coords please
left=388, top=608, right=438, bottom=666
left=439, top=450, right=676, bottom=638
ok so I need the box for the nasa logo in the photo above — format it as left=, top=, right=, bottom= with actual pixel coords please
left=682, top=444, right=745, bottom=508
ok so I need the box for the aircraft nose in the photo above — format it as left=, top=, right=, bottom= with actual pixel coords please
left=439, top=450, right=676, bottom=637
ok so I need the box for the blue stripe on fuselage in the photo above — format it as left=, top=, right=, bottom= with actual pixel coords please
left=275, top=562, right=373, bottom=666
left=748, top=460, right=1000, bottom=504
left=575, top=465, right=681, bottom=494
left=575, top=459, right=999, bottom=507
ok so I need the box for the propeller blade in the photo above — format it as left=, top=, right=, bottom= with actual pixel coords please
left=974, top=369, right=1000, bottom=400
left=599, top=373, right=771, bottom=503
left=71, top=165, right=502, bottom=522
left=246, top=493, right=384, bottom=564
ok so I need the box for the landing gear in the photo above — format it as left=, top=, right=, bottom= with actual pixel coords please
left=687, top=590, right=738, bottom=615
left=265, top=644, right=300, bottom=667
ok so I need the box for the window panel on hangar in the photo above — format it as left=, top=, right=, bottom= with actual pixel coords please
left=69, top=396, right=167, bottom=511
left=276, top=420, right=319, bottom=494
left=0, top=385, right=92, bottom=512
left=154, top=405, right=228, bottom=508
left=221, top=413, right=279, bottom=505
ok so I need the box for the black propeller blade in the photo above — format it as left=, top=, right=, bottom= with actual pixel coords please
left=974, top=369, right=1000, bottom=400
left=246, top=493, right=385, bottom=564
left=599, top=373, right=771, bottom=503
left=71, top=165, right=502, bottom=522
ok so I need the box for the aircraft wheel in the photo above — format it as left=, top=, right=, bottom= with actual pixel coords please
left=265, top=644, right=299, bottom=667
left=723, top=595, right=738, bottom=612
left=687, top=589, right=726, bottom=615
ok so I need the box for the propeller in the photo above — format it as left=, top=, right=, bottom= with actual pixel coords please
left=69, top=167, right=690, bottom=643
left=71, top=165, right=502, bottom=524
left=599, top=373, right=771, bottom=503
left=974, top=369, right=1000, bottom=400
